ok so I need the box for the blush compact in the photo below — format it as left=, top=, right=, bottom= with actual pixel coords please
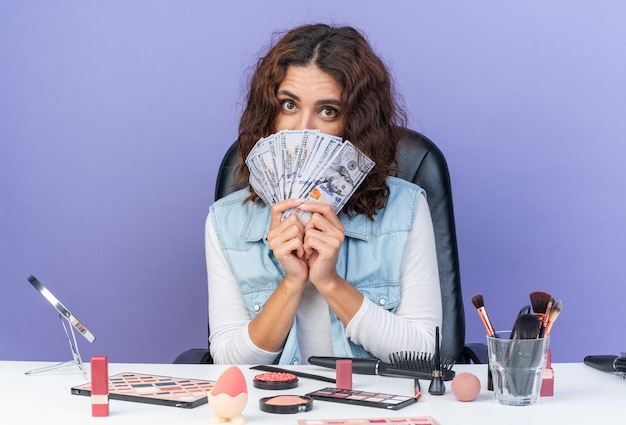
left=253, top=372, right=299, bottom=390
left=259, top=395, right=313, bottom=414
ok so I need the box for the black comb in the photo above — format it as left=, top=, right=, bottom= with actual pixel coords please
left=389, top=351, right=456, bottom=381
left=308, top=354, right=455, bottom=381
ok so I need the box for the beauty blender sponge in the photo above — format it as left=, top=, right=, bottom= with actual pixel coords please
left=208, top=366, right=248, bottom=424
left=212, top=366, right=247, bottom=396
left=451, top=372, right=481, bottom=402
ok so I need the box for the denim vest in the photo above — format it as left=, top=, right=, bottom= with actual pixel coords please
left=210, top=176, right=424, bottom=364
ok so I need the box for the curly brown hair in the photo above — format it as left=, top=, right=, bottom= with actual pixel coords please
left=237, top=23, right=407, bottom=220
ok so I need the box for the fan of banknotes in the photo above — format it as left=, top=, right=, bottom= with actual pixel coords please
left=246, top=130, right=375, bottom=224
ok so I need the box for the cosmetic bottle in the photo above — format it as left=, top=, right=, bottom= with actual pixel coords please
left=540, top=349, right=554, bottom=396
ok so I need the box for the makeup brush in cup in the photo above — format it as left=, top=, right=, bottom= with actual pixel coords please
left=511, top=314, right=542, bottom=340
left=471, top=293, right=497, bottom=338
left=544, top=299, right=562, bottom=337
left=509, top=305, right=531, bottom=339
left=539, top=298, right=554, bottom=337
left=509, top=314, right=543, bottom=395
left=529, top=291, right=553, bottom=338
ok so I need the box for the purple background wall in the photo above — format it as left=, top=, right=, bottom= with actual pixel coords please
left=2, top=1, right=625, bottom=364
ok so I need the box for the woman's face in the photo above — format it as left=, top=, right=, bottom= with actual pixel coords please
left=328, top=173, right=353, bottom=196
left=274, top=65, right=345, bottom=137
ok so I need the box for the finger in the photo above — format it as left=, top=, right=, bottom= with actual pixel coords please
left=303, top=219, right=344, bottom=260
left=274, top=237, right=306, bottom=260
left=304, top=212, right=345, bottom=242
left=304, top=229, right=343, bottom=256
left=268, top=216, right=304, bottom=249
left=298, top=202, right=343, bottom=231
left=270, top=198, right=305, bottom=228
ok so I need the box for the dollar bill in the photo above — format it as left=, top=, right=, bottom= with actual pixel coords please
left=246, top=130, right=375, bottom=224
left=291, top=140, right=375, bottom=224
left=280, top=129, right=319, bottom=199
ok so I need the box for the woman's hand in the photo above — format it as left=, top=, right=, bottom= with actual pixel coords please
left=299, top=202, right=345, bottom=289
left=267, top=199, right=309, bottom=289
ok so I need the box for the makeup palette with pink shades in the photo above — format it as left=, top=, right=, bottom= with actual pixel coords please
left=306, top=387, right=417, bottom=410
left=297, top=417, right=440, bottom=425
left=71, top=372, right=215, bottom=408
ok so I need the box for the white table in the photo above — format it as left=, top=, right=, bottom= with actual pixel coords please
left=1, top=361, right=622, bottom=424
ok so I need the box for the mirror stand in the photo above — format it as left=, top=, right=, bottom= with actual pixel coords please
left=25, top=313, right=87, bottom=379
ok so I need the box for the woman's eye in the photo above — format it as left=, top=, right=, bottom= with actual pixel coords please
left=320, top=107, right=339, bottom=118
left=280, top=100, right=297, bottom=111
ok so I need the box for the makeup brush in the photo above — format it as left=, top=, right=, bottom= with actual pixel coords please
left=517, top=304, right=531, bottom=316
left=529, top=291, right=552, bottom=315
left=428, top=326, right=446, bottom=395
left=414, top=378, right=422, bottom=401
left=529, top=291, right=553, bottom=338
left=544, top=299, right=562, bottom=337
left=509, top=314, right=544, bottom=395
left=540, top=297, right=554, bottom=337
left=471, top=293, right=497, bottom=392
left=509, top=304, right=531, bottom=339
left=511, top=314, right=542, bottom=340
left=471, top=293, right=497, bottom=337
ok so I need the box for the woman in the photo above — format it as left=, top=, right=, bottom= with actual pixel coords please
left=206, top=24, right=442, bottom=365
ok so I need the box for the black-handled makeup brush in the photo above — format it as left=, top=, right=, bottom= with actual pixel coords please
left=509, top=314, right=543, bottom=395
left=250, top=365, right=336, bottom=383
left=428, top=326, right=445, bottom=395
left=509, top=305, right=531, bottom=339
left=511, top=314, right=542, bottom=340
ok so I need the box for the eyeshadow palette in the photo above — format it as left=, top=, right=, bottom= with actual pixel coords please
left=71, top=372, right=215, bottom=408
left=297, top=418, right=440, bottom=425
left=306, top=387, right=417, bottom=410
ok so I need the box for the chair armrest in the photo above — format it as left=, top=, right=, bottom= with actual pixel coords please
left=460, top=343, right=489, bottom=364
left=172, top=348, right=214, bottom=364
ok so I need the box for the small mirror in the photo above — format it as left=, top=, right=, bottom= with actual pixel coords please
left=27, top=275, right=96, bottom=343
left=25, top=275, right=95, bottom=378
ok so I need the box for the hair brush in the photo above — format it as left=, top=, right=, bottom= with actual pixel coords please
left=308, top=353, right=456, bottom=381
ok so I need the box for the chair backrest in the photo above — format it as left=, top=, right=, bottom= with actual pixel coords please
left=213, top=129, right=465, bottom=362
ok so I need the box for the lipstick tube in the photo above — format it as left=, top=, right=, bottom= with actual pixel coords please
left=540, top=349, right=554, bottom=397
left=336, top=359, right=352, bottom=390
left=91, top=355, right=109, bottom=417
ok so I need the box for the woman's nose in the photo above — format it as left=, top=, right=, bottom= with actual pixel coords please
left=296, top=113, right=315, bottom=130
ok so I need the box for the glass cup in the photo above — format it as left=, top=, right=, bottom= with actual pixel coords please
left=487, top=331, right=550, bottom=406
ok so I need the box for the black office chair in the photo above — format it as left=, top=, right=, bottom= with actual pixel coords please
left=173, top=129, right=486, bottom=365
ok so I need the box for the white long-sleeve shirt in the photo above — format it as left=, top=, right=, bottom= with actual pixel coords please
left=206, top=191, right=442, bottom=364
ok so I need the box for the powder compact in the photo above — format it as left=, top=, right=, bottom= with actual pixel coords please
left=259, top=395, right=313, bottom=414
left=253, top=371, right=299, bottom=390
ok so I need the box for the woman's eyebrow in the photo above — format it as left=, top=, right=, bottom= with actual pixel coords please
left=277, top=90, right=300, bottom=101
left=315, top=98, right=341, bottom=106
left=277, top=90, right=340, bottom=106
